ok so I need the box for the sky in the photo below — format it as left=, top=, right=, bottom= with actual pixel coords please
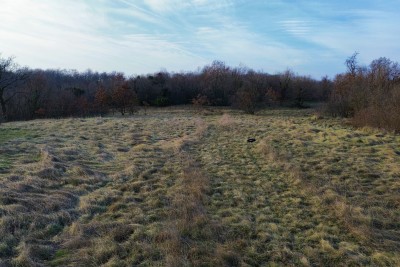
left=1, top=0, right=399, bottom=79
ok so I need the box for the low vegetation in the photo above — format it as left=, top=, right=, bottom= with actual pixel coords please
left=327, top=53, right=400, bottom=132
left=0, top=107, right=399, bottom=266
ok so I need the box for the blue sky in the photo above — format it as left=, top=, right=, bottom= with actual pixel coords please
left=1, top=0, right=399, bottom=78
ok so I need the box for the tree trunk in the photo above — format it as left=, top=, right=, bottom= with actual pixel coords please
left=0, top=93, right=7, bottom=121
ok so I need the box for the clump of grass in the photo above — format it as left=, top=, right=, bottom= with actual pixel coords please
left=11, top=242, right=34, bottom=267
left=217, top=113, right=236, bottom=128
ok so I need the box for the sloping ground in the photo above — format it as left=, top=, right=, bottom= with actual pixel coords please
left=0, top=108, right=399, bottom=266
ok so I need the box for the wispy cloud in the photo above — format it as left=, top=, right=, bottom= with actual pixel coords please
left=279, top=20, right=311, bottom=37
left=301, top=8, right=400, bottom=63
left=114, top=0, right=164, bottom=26
left=141, top=0, right=233, bottom=13
left=193, top=23, right=308, bottom=73
left=0, top=0, right=399, bottom=77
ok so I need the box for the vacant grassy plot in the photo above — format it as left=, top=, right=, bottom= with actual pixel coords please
left=0, top=107, right=399, bottom=266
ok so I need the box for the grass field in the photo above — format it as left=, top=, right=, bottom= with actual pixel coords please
left=0, top=107, right=399, bottom=266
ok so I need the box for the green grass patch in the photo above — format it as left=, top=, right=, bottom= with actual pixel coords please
left=49, top=249, right=69, bottom=266
left=0, top=157, right=12, bottom=172
left=0, top=128, right=30, bottom=144
left=0, top=128, right=34, bottom=171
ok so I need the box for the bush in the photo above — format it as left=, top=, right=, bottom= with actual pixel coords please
left=153, top=96, right=169, bottom=107
left=232, top=81, right=260, bottom=114
left=353, top=87, right=400, bottom=132
left=327, top=54, right=400, bottom=131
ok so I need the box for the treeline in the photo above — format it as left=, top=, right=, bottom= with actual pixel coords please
left=327, top=53, right=400, bottom=132
left=3, top=53, right=399, bottom=131
left=0, top=56, right=331, bottom=121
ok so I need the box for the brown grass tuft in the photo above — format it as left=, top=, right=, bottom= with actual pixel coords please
left=217, top=113, right=236, bottom=127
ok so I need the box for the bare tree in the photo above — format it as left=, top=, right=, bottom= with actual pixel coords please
left=94, top=84, right=110, bottom=116
left=278, top=69, right=294, bottom=104
left=232, top=81, right=259, bottom=114
left=369, top=57, right=400, bottom=90
left=345, top=52, right=359, bottom=77
left=25, top=70, right=48, bottom=119
left=111, top=74, right=138, bottom=115
left=200, top=60, right=234, bottom=105
left=0, top=55, right=27, bottom=121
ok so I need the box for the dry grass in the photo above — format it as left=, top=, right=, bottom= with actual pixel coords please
left=0, top=107, right=399, bottom=266
left=352, top=104, right=400, bottom=133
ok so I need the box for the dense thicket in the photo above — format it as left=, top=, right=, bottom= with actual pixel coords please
left=0, top=55, right=330, bottom=122
left=327, top=53, right=400, bottom=132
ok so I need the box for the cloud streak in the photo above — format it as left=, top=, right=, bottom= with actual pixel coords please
left=0, top=0, right=399, bottom=78
left=279, top=20, right=311, bottom=37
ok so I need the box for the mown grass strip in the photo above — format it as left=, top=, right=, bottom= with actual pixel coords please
left=159, top=118, right=230, bottom=266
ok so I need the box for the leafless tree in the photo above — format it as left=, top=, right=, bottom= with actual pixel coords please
left=0, top=55, right=27, bottom=121
left=278, top=69, right=294, bottom=104
left=345, top=52, right=359, bottom=77
left=232, top=81, right=259, bottom=114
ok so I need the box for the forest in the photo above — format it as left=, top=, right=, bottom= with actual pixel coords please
left=1, top=53, right=400, bottom=132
